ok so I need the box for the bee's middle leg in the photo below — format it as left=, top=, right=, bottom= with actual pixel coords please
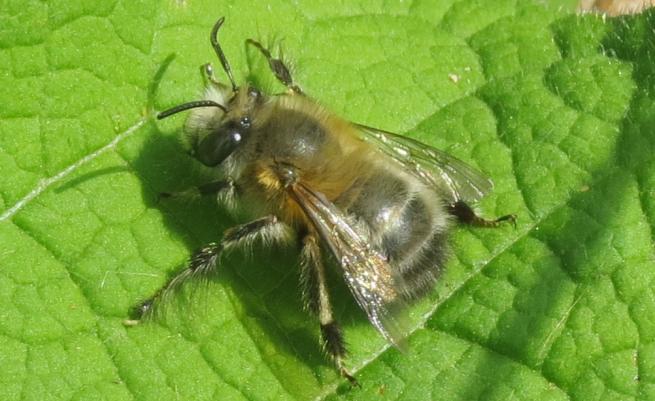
left=300, top=233, right=359, bottom=386
left=128, top=215, right=285, bottom=321
left=245, top=38, right=303, bottom=94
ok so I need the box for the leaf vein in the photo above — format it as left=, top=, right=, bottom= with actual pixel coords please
left=0, top=118, right=146, bottom=222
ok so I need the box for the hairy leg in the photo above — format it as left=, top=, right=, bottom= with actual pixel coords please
left=127, top=215, right=286, bottom=322
left=160, top=178, right=235, bottom=199
left=246, top=39, right=303, bottom=94
left=300, top=233, right=359, bottom=386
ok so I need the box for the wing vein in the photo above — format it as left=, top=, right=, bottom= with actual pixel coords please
left=288, top=182, right=407, bottom=346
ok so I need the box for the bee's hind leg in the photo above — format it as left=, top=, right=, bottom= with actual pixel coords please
left=300, top=233, right=359, bottom=386
left=125, top=215, right=286, bottom=323
left=246, top=38, right=303, bottom=95
left=448, top=200, right=516, bottom=228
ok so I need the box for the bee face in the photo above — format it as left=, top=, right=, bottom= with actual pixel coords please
left=186, top=84, right=266, bottom=167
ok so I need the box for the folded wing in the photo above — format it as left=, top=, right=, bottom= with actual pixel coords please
left=356, top=124, right=493, bottom=204
left=289, top=182, right=408, bottom=346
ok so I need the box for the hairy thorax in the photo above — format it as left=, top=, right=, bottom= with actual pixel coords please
left=232, top=95, right=374, bottom=226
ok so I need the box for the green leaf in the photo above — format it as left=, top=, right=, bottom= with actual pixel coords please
left=1, top=1, right=653, bottom=400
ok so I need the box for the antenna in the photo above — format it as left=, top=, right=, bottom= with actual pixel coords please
left=157, top=100, right=226, bottom=120
left=210, top=17, right=237, bottom=91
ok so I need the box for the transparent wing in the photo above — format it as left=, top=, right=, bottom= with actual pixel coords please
left=356, top=123, right=493, bottom=204
left=290, top=182, right=408, bottom=347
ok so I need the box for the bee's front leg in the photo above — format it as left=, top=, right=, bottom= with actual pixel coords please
left=159, top=178, right=235, bottom=200
left=201, top=63, right=224, bottom=89
left=245, top=39, right=303, bottom=95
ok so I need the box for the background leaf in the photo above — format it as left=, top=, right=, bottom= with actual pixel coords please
left=1, top=1, right=654, bottom=400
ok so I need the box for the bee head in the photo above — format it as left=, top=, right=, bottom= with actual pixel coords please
left=157, top=17, right=262, bottom=167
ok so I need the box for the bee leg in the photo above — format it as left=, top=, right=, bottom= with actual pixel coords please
left=159, top=179, right=234, bottom=200
left=448, top=200, right=517, bottom=228
left=245, top=38, right=303, bottom=94
left=200, top=63, right=225, bottom=89
left=128, top=215, right=283, bottom=322
left=301, top=234, right=359, bottom=386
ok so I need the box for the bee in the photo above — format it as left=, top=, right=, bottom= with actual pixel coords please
left=135, top=17, right=515, bottom=384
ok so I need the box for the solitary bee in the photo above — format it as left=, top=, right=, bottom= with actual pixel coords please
left=136, top=17, right=514, bottom=383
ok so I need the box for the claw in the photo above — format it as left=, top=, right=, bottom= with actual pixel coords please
left=341, top=367, right=360, bottom=388
left=494, top=213, right=518, bottom=228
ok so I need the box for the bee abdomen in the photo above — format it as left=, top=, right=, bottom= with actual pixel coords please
left=341, top=170, right=451, bottom=300
left=383, top=193, right=450, bottom=300
left=395, top=228, right=449, bottom=300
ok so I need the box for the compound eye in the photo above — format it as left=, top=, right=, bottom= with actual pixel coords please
left=195, top=128, right=243, bottom=167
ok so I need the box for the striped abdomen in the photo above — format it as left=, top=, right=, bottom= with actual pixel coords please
left=337, top=167, right=451, bottom=300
